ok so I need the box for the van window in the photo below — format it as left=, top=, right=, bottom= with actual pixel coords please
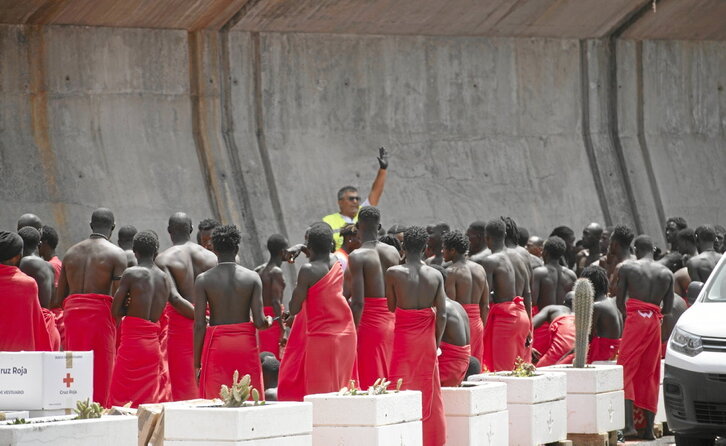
left=704, top=262, right=726, bottom=302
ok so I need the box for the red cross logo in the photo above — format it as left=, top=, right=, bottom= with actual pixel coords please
left=63, top=373, right=74, bottom=388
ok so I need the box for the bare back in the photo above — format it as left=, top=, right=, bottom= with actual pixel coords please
left=349, top=241, right=400, bottom=298
left=480, top=251, right=517, bottom=303
left=532, top=264, right=576, bottom=308
left=113, top=265, right=170, bottom=322
left=673, top=267, right=691, bottom=298
left=156, top=242, right=217, bottom=303
left=19, top=255, right=55, bottom=308
left=58, top=238, right=127, bottom=303
left=196, top=264, right=262, bottom=326
left=686, top=251, right=722, bottom=283
left=259, top=264, right=285, bottom=308
left=442, top=299, right=470, bottom=346
left=386, top=263, right=443, bottom=310
left=505, top=247, right=531, bottom=299
left=617, top=259, right=674, bottom=310
left=592, top=297, right=623, bottom=339
left=445, top=260, right=488, bottom=306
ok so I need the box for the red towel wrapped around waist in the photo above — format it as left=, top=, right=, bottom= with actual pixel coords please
left=63, top=293, right=115, bottom=406
left=390, top=307, right=446, bottom=446
left=277, top=305, right=308, bottom=402
left=483, top=297, right=530, bottom=372
left=41, top=308, right=61, bottom=351
left=258, top=306, right=283, bottom=360
left=617, top=299, right=663, bottom=414
left=357, top=297, right=395, bottom=388
left=531, top=305, right=552, bottom=356
left=200, top=322, right=263, bottom=400
left=588, top=337, right=620, bottom=363
left=462, top=304, right=484, bottom=364
left=536, top=314, right=575, bottom=367
left=157, top=309, right=172, bottom=402
left=439, top=342, right=471, bottom=387
left=0, top=265, right=52, bottom=352
left=108, top=317, right=162, bottom=408
left=164, top=303, right=199, bottom=401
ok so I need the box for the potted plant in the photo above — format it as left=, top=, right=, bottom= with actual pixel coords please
left=304, top=378, right=423, bottom=446
left=441, top=380, right=508, bottom=445
left=0, top=399, right=136, bottom=446
left=539, top=278, right=625, bottom=436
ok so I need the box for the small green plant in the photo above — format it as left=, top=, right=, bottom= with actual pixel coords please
left=510, top=357, right=537, bottom=377
left=11, top=418, right=28, bottom=424
left=74, top=398, right=105, bottom=419
left=338, top=378, right=403, bottom=396
left=573, top=278, right=595, bottom=368
left=220, top=370, right=265, bottom=407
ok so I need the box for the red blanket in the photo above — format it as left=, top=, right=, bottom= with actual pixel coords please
left=483, top=297, right=530, bottom=372
left=157, top=310, right=172, bottom=402
left=49, top=256, right=62, bottom=287
left=63, top=293, right=116, bottom=406
left=51, top=308, right=66, bottom=350
left=0, top=265, right=52, bottom=352
left=537, top=314, right=575, bottom=367
left=108, top=317, right=162, bottom=408
left=277, top=305, right=308, bottom=401
left=200, top=322, right=263, bottom=400
left=617, top=299, right=663, bottom=414
left=390, top=307, right=446, bottom=446
left=588, top=337, right=620, bottom=363
left=462, top=304, right=484, bottom=364
left=439, top=342, right=471, bottom=387
left=531, top=305, right=552, bottom=356
left=357, top=297, right=395, bottom=388
left=164, top=303, right=199, bottom=401
left=258, top=306, right=282, bottom=359
left=42, top=308, right=61, bottom=351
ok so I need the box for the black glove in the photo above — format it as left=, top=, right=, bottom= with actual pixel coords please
left=377, top=147, right=388, bottom=170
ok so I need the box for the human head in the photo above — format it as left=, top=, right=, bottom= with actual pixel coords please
left=168, top=212, right=193, bottom=242
left=387, top=224, right=406, bottom=243
left=542, top=236, right=566, bottom=263
left=337, top=186, right=361, bottom=219
left=676, top=228, right=697, bottom=255
left=378, top=234, right=402, bottom=255
left=581, top=265, right=608, bottom=298
left=39, top=225, right=59, bottom=260
left=465, top=356, right=482, bottom=379
left=17, top=213, right=42, bottom=231
left=665, top=217, right=688, bottom=246
left=261, top=356, right=280, bottom=390
left=197, top=218, right=221, bottom=250
left=517, top=227, right=530, bottom=247
left=484, top=219, right=506, bottom=248
left=307, top=222, right=334, bottom=255
left=550, top=226, right=575, bottom=253
left=117, top=225, right=137, bottom=250
left=356, top=206, right=381, bottom=234
left=695, top=225, right=716, bottom=251
left=466, top=221, right=487, bottom=255
left=340, top=224, right=361, bottom=251
left=267, top=234, right=289, bottom=258
left=90, top=208, right=115, bottom=236
left=403, top=226, right=429, bottom=256
left=633, top=235, right=654, bottom=259
left=581, top=223, right=604, bottom=250
left=0, top=231, right=24, bottom=266
left=211, top=225, right=241, bottom=256
left=526, top=236, right=544, bottom=258
left=132, top=231, right=159, bottom=260
left=18, top=227, right=41, bottom=256
left=426, top=223, right=450, bottom=255
left=715, top=225, right=726, bottom=253
left=600, top=226, right=613, bottom=255
left=609, top=224, right=634, bottom=258
left=500, top=216, right=520, bottom=247
left=442, top=230, right=469, bottom=262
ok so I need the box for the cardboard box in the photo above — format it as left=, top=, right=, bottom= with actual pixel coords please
left=0, top=352, right=93, bottom=410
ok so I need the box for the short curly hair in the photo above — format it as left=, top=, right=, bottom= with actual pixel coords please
left=695, top=225, right=716, bottom=243
left=442, top=230, right=469, bottom=254
left=211, top=225, right=241, bottom=253
left=543, top=236, right=566, bottom=260
left=610, top=224, right=635, bottom=249
left=357, top=206, right=380, bottom=225
left=403, top=226, right=429, bottom=254
left=666, top=217, right=688, bottom=230
left=40, top=226, right=59, bottom=249
left=307, top=222, right=334, bottom=254
left=133, top=231, right=159, bottom=258
left=485, top=219, right=506, bottom=241
left=581, top=265, right=608, bottom=297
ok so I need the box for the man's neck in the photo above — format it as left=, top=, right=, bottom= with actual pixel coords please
left=22, top=250, right=37, bottom=258
left=340, top=210, right=356, bottom=219
left=451, top=253, right=466, bottom=265
left=137, top=257, right=154, bottom=268
left=405, top=252, right=423, bottom=265
left=544, top=257, right=559, bottom=267
left=488, top=240, right=505, bottom=253
left=593, top=293, right=607, bottom=302
left=698, top=244, right=715, bottom=253
left=360, top=229, right=378, bottom=243
left=309, top=250, right=329, bottom=262
left=90, top=228, right=112, bottom=239
left=171, top=235, right=190, bottom=246
left=267, top=255, right=283, bottom=267
left=216, top=253, right=236, bottom=263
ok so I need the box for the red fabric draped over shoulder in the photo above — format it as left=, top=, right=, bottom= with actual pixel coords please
left=0, top=265, right=51, bottom=352
left=357, top=297, right=395, bottom=388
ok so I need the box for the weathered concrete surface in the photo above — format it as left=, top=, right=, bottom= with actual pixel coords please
left=623, top=0, right=726, bottom=41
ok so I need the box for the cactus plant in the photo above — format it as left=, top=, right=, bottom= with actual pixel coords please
left=338, top=377, right=402, bottom=396
left=573, top=277, right=594, bottom=368
left=220, top=370, right=265, bottom=407
left=74, top=398, right=105, bottom=419
left=510, top=356, right=537, bottom=377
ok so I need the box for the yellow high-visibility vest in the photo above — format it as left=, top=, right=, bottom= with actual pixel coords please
left=323, top=212, right=357, bottom=250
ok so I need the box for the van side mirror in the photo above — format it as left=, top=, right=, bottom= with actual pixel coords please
left=687, top=281, right=704, bottom=306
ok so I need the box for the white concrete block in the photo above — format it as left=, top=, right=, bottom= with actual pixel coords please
left=304, top=391, right=421, bottom=427
left=312, top=421, right=422, bottom=446
left=508, top=399, right=568, bottom=446
left=164, top=402, right=312, bottom=441
left=445, top=409, right=508, bottom=446
left=468, top=372, right=567, bottom=404
left=655, top=384, right=666, bottom=424
left=0, top=412, right=28, bottom=421
left=441, top=382, right=507, bottom=417
left=0, top=415, right=137, bottom=446
left=567, top=391, right=625, bottom=433
left=539, top=365, right=623, bottom=394
left=164, top=434, right=312, bottom=445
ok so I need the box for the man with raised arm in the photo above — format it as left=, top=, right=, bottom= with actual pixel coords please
left=55, top=208, right=127, bottom=405
left=580, top=265, right=622, bottom=362
left=480, top=219, right=531, bottom=371
left=257, top=234, right=288, bottom=360
left=616, top=235, right=674, bottom=440
left=194, top=226, right=272, bottom=399
left=686, top=225, right=722, bottom=283
left=442, top=230, right=488, bottom=365
left=155, top=212, right=217, bottom=401
left=117, top=225, right=138, bottom=267
left=348, top=206, right=400, bottom=388
left=386, top=226, right=447, bottom=446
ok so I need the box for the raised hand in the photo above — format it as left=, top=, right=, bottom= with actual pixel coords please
left=377, top=147, right=388, bottom=170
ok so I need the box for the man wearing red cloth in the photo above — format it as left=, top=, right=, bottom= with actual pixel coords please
left=156, top=212, right=217, bottom=401
left=194, top=225, right=273, bottom=399
left=579, top=265, right=622, bottom=362
left=441, top=230, right=487, bottom=365
left=480, top=219, right=532, bottom=372
left=0, top=231, right=52, bottom=351
left=257, top=234, right=288, bottom=360
left=55, top=208, right=127, bottom=406
left=531, top=305, right=575, bottom=367
left=279, top=223, right=357, bottom=401
left=439, top=296, right=471, bottom=387
left=616, top=235, right=673, bottom=440
left=109, top=231, right=190, bottom=407
left=349, top=206, right=399, bottom=388
left=386, top=226, right=447, bottom=446
left=40, top=226, right=66, bottom=348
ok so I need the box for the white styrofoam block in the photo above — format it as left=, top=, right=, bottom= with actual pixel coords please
left=442, top=382, right=507, bottom=417
left=445, top=410, right=508, bottom=446
left=539, top=365, right=623, bottom=394
left=28, top=409, right=73, bottom=418
left=468, top=372, right=567, bottom=404
left=567, top=391, right=625, bottom=433
left=655, top=385, right=666, bottom=424
left=0, top=412, right=28, bottom=421
left=508, top=399, right=567, bottom=446
left=164, top=434, right=312, bottom=445
left=164, top=402, right=312, bottom=441
left=312, top=421, right=422, bottom=446
left=304, top=391, right=421, bottom=427
left=0, top=415, right=136, bottom=446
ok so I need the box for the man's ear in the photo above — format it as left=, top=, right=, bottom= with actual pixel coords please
left=378, top=223, right=382, bottom=231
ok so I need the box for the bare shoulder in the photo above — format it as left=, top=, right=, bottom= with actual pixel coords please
left=385, top=264, right=406, bottom=277
left=466, top=260, right=486, bottom=275
left=122, top=266, right=147, bottom=279
left=533, top=265, right=548, bottom=278
left=564, top=267, right=577, bottom=281
left=376, top=242, right=399, bottom=257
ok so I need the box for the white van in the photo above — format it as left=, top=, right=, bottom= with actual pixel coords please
left=665, top=255, right=726, bottom=446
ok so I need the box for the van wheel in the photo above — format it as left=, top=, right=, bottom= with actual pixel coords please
left=675, top=433, right=715, bottom=446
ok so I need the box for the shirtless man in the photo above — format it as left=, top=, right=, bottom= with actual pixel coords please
left=605, top=225, right=636, bottom=296
left=426, top=223, right=450, bottom=266
left=17, top=227, right=55, bottom=309
left=439, top=294, right=472, bottom=387
left=466, top=221, right=491, bottom=266
left=580, top=265, right=622, bottom=362
left=659, top=217, right=688, bottom=272
left=442, top=230, right=488, bottom=363
left=17, top=213, right=42, bottom=231
left=501, top=217, right=533, bottom=322
left=550, top=226, right=577, bottom=269
left=526, top=235, right=544, bottom=259
left=686, top=225, right=722, bottom=283
left=349, top=206, right=400, bottom=387
left=38, top=226, right=62, bottom=285
left=616, top=235, right=674, bottom=440
left=672, top=229, right=697, bottom=298
left=531, top=304, right=575, bottom=367
left=117, top=225, right=138, bottom=267
left=715, top=225, right=725, bottom=254
left=194, top=225, right=272, bottom=398
left=55, top=208, right=128, bottom=405
left=502, top=216, right=536, bottom=278
left=257, top=234, right=288, bottom=359
left=156, top=212, right=216, bottom=400
left=575, top=223, right=604, bottom=276
left=600, top=226, right=613, bottom=258
left=196, top=218, right=220, bottom=250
